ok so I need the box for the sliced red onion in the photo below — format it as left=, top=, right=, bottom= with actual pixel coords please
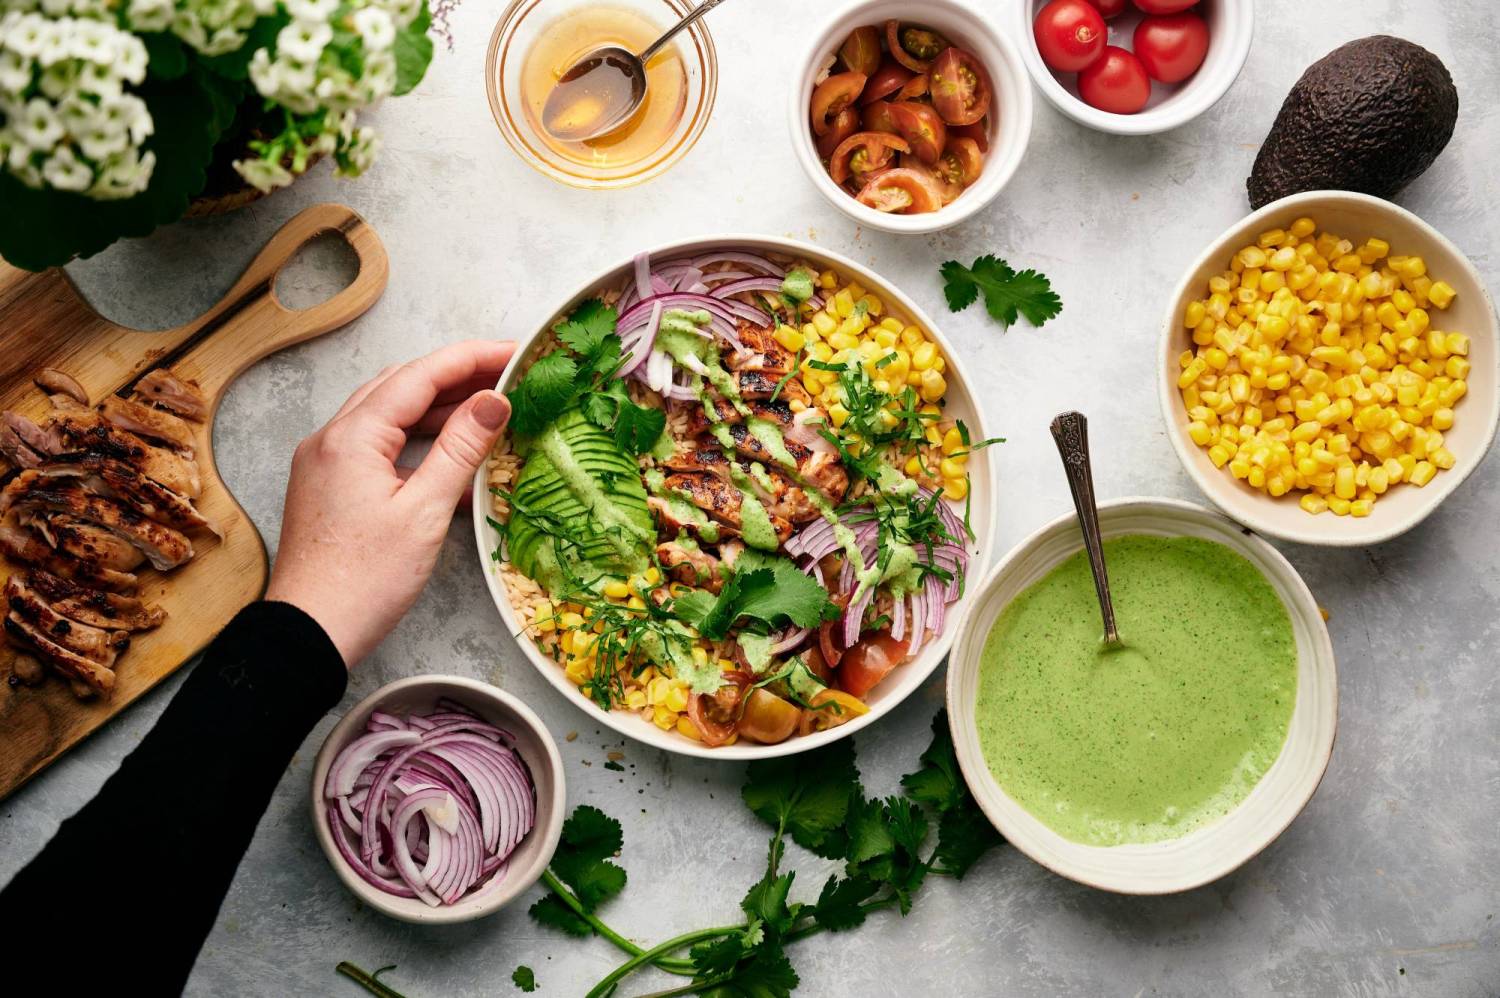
left=325, top=702, right=536, bottom=907
left=891, top=591, right=907, bottom=642
left=634, top=252, right=651, bottom=303
left=710, top=276, right=788, bottom=300
left=683, top=251, right=786, bottom=275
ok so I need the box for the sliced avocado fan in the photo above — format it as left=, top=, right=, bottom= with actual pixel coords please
left=506, top=405, right=654, bottom=594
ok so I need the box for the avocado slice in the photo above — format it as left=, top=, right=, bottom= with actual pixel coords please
left=1247, top=36, right=1458, bottom=209
left=506, top=406, right=654, bottom=595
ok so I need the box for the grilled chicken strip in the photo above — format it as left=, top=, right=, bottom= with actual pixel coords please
left=5, top=574, right=127, bottom=662
left=2, top=615, right=117, bottom=694
left=22, top=511, right=146, bottom=572
left=36, top=455, right=218, bottom=534
left=663, top=442, right=841, bottom=525
left=98, top=395, right=196, bottom=455
left=33, top=368, right=88, bottom=406
left=5, top=410, right=202, bottom=497
left=0, top=511, right=138, bottom=592
left=656, top=540, right=723, bottom=592
left=2, top=472, right=194, bottom=570
left=657, top=467, right=794, bottom=545
left=134, top=369, right=208, bottom=422
left=25, top=568, right=165, bottom=631
left=0, top=425, right=41, bottom=469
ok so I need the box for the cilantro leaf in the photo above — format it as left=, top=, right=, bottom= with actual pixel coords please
left=511, top=965, right=537, bottom=992
left=527, top=893, right=592, bottom=937
left=812, top=874, right=879, bottom=931
left=697, top=943, right=800, bottom=998
left=934, top=804, right=1003, bottom=880
left=742, top=739, right=858, bottom=857
left=614, top=402, right=666, bottom=454
left=903, top=711, right=1003, bottom=878
left=680, top=552, right=838, bottom=641
left=741, top=869, right=797, bottom=937
left=554, top=298, right=619, bottom=362
left=940, top=255, right=1062, bottom=329
left=507, top=350, right=578, bottom=436
left=844, top=794, right=896, bottom=874
left=547, top=805, right=627, bottom=911
left=899, top=710, right=965, bottom=812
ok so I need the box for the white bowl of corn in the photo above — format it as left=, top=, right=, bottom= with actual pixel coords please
left=1158, top=190, right=1500, bottom=547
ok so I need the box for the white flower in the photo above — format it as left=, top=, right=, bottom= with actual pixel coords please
left=76, top=58, right=124, bottom=99
left=55, top=94, right=97, bottom=133
left=276, top=19, right=332, bottom=63
left=91, top=147, right=154, bottom=198
left=125, top=0, right=173, bottom=33
left=67, top=18, right=112, bottom=63
left=36, top=22, right=70, bottom=67
left=113, top=33, right=148, bottom=84
left=362, top=49, right=395, bottom=98
left=41, top=144, right=90, bottom=190
left=286, top=0, right=339, bottom=20
left=336, top=123, right=378, bottom=177
left=351, top=7, right=395, bottom=51
left=15, top=96, right=64, bottom=150
left=37, top=59, right=78, bottom=99
left=233, top=155, right=294, bottom=192
left=374, top=0, right=422, bottom=29
left=275, top=56, right=318, bottom=94
left=3, top=14, right=50, bottom=61
left=0, top=49, right=34, bottom=94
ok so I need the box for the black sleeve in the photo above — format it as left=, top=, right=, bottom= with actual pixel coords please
left=0, top=600, right=347, bottom=995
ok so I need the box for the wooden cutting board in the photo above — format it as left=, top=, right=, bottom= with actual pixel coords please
left=0, top=203, right=388, bottom=800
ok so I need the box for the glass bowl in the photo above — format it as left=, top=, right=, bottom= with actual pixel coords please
left=486, top=0, right=718, bottom=189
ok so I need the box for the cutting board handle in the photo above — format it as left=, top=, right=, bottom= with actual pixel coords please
left=157, top=203, right=390, bottom=405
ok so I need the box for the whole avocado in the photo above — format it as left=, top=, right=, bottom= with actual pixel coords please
left=1247, top=36, right=1458, bottom=209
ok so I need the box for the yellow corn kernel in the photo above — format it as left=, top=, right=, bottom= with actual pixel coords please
left=1349, top=499, right=1373, bottom=517
left=860, top=294, right=884, bottom=316
left=1328, top=496, right=1351, bottom=516
left=873, top=326, right=898, bottom=350
left=1300, top=494, right=1329, bottom=514
left=941, top=426, right=964, bottom=455
left=1409, top=461, right=1436, bottom=486
left=676, top=715, right=701, bottom=740
left=904, top=455, right=923, bottom=477
left=899, top=326, right=924, bottom=349
left=1185, top=301, right=1206, bottom=328
left=1428, top=281, right=1456, bottom=309
left=1430, top=447, right=1456, bottom=470
left=1188, top=421, right=1213, bottom=446
left=828, top=402, right=850, bottom=427
left=942, top=476, right=967, bottom=501
left=664, top=684, right=689, bottom=712
left=919, top=369, right=947, bottom=403
left=937, top=457, right=964, bottom=480
left=652, top=706, right=677, bottom=731
left=602, top=580, right=630, bottom=599
left=564, top=657, right=593, bottom=685
left=1208, top=444, right=1231, bottom=468
left=811, top=311, right=837, bottom=336
left=880, top=316, right=904, bottom=334
left=1445, top=333, right=1469, bottom=356
left=559, top=611, right=584, bottom=631
left=911, top=341, right=938, bottom=372
left=625, top=688, right=647, bottom=710
left=626, top=595, right=646, bottom=611
left=773, top=325, right=804, bottom=352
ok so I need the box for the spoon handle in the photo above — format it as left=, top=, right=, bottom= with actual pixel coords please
left=641, top=0, right=731, bottom=64
left=1050, top=411, right=1120, bottom=645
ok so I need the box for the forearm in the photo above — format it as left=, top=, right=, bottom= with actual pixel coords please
left=0, top=601, right=346, bottom=994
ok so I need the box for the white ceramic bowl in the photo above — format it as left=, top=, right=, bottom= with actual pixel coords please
left=310, top=676, right=565, bottom=924
left=1017, top=0, right=1253, bottom=135
left=789, top=0, right=1034, bottom=234
left=1159, top=190, right=1500, bottom=547
left=473, top=235, right=998, bottom=760
left=946, top=498, right=1337, bottom=894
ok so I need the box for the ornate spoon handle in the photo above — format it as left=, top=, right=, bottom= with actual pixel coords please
left=641, top=0, right=731, bottom=63
left=1049, top=411, right=1120, bottom=645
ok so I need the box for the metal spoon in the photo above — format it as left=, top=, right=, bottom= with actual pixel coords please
left=1049, top=411, right=1120, bottom=646
left=541, top=0, right=730, bottom=142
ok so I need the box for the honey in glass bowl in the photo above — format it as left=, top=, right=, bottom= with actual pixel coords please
left=488, top=0, right=717, bottom=190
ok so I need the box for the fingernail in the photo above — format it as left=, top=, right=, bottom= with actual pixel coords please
left=474, top=390, right=509, bottom=431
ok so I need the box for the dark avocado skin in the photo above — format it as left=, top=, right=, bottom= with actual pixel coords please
left=1248, top=36, right=1458, bottom=209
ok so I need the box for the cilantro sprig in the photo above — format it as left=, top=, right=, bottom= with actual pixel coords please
left=940, top=255, right=1062, bottom=330
left=672, top=550, right=839, bottom=641
left=526, top=710, right=1003, bottom=997
left=506, top=298, right=665, bottom=453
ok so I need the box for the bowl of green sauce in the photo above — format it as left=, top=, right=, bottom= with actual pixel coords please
left=946, top=498, right=1336, bottom=894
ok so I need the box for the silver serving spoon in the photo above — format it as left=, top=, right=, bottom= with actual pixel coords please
left=541, top=0, right=731, bottom=142
left=1049, top=411, right=1121, bottom=646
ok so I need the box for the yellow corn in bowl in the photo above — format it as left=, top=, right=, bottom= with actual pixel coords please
left=1159, top=192, right=1499, bottom=547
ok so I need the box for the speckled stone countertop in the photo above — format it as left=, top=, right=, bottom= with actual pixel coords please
left=3, top=1, right=1497, bottom=995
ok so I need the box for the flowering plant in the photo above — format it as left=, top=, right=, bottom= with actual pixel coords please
left=0, top=0, right=434, bottom=270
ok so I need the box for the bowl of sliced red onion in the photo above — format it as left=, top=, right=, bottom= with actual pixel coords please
left=310, top=675, right=565, bottom=923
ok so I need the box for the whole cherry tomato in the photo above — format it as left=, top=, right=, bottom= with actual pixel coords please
left=837, top=633, right=909, bottom=698
left=1133, top=12, right=1210, bottom=83
left=1078, top=45, right=1152, bottom=114
left=1033, top=0, right=1106, bottom=73
left=1086, top=0, right=1128, bottom=16
left=1133, top=0, right=1199, bottom=12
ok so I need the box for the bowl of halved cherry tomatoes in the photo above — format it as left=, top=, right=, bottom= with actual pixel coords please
left=1020, top=0, right=1252, bottom=135
left=792, top=0, right=1034, bottom=233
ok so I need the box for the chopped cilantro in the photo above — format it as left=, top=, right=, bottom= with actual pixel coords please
left=672, top=551, right=837, bottom=641
left=940, top=254, right=1062, bottom=329
left=511, top=965, right=537, bottom=992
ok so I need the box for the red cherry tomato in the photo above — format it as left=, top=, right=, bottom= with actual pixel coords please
left=837, top=633, right=909, bottom=698
left=938, top=136, right=984, bottom=186
left=1086, top=0, right=1128, bottom=16
left=1133, top=12, right=1209, bottom=83
left=828, top=131, right=909, bottom=185
left=929, top=47, right=993, bottom=126
left=856, top=168, right=945, bottom=214
left=810, top=72, right=867, bottom=136
left=1078, top=45, right=1152, bottom=114
left=860, top=58, right=916, bottom=105
left=886, top=101, right=948, bottom=165
left=816, top=107, right=860, bottom=158
left=1033, top=0, right=1106, bottom=73
left=1133, top=0, right=1199, bottom=12
left=950, top=118, right=989, bottom=153
left=861, top=100, right=899, bottom=135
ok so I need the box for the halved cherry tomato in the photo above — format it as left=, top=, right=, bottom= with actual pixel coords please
left=1033, top=0, right=1106, bottom=73
left=1133, top=12, right=1209, bottom=83
left=1078, top=45, right=1151, bottom=114
left=1087, top=0, right=1128, bottom=15
left=811, top=72, right=867, bottom=136
left=861, top=100, right=899, bottom=135
left=951, top=118, right=989, bottom=153
left=797, top=689, right=870, bottom=736
left=686, top=670, right=752, bottom=746
left=736, top=688, right=801, bottom=744
left=818, top=618, right=845, bottom=667
left=829, top=131, right=909, bottom=184
left=937, top=136, right=983, bottom=186
left=838, top=25, right=881, bottom=76
left=894, top=73, right=929, bottom=101
left=859, top=58, right=916, bottom=105
left=837, top=633, right=909, bottom=697
left=887, top=101, right=947, bottom=165
left=1133, top=0, right=1199, bottom=12
left=857, top=168, right=943, bottom=213
left=885, top=20, right=947, bottom=73
left=929, top=47, right=993, bottom=126
left=817, top=106, right=861, bottom=158
left=900, top=156, right=962, bottom=205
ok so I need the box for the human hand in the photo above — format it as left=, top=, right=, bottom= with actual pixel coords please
left=265, top=340, right=517, bottom=666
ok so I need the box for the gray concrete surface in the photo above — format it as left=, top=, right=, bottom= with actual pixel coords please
left=3, top=1, right=1498, bottom=995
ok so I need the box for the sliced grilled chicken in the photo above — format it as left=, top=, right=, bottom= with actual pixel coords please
left=0, top=511, right=138, bottom=592
left=98, top=396, right=195, bottom=455
left=7, top=410, right=202, bottom=497
left=2, top=615, right=116, bottom=693
left=36, top=455, right=219, bottom=534
left=663, top=442, right=843, bottom=524
left=5, top=574, right=127, bottom=664
left=686, top=397, right=797, bottom=435
left=656, top=540, right=724, bottom=592
left=25, top=568, right=165, bottom=631
left=2, top=472, right=194, bottom=571
left=659, top=468, right=794, bottom=545
left=0, top=425, right=41, bottom=470
left=22, top=511, right=147, bottom=572
left=33, top=369, right=88, bottom=406
left=134, top=369, right=208, bottom=421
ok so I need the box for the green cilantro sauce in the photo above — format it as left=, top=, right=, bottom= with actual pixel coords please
left=738, top=632, right=774, bottom=673
left=643, top=469, right=721, bottom=544
left=975, top=535, right=1296, bottom=847
left=780, top=268, right=815, bottom=305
